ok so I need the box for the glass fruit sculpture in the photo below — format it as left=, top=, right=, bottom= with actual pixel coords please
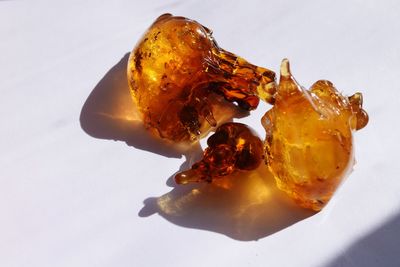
left=261, top=59, right=368, bottom=211
left=127, top=14, right=276, bottom=142
left=126, top=13, right=369, bottom=212
left=175, top=122, right=263, bottom=184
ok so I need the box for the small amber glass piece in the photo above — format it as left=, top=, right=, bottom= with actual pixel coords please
left=175, top=122, right=263, bottom=184
left=262, top=59, right=368, bottom=211
left=127, top=14, right=276, bottom=142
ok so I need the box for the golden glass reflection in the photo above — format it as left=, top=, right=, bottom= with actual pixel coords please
left=149, top=164, right=314, bottom=240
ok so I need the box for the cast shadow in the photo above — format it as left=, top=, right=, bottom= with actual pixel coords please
left=325, top=213, right=400, bottom=267
left=139, top=164, right=316, bottom=241
left=80, top=53, right=194, bottom=158
left=79, top=52, right=203, bottom=205
left=80, top=53, right=247, bottom=159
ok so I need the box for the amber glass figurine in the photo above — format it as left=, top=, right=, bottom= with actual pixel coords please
left=175, top=122, right=263, bottom=184
left=127, top=14, right=276, bottom=142
left=262, top=59, right=368, bottom=211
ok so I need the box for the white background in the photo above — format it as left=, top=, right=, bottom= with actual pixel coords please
left=1, top=1, right=400, bottom=266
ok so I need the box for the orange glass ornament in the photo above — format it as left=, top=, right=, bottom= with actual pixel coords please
left=262, top=59, right=368, bottom=211
left=127, top=14, right=276, bottom=142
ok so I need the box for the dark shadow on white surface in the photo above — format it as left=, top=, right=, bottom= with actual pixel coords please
left=80, top=53, right=193, bottom=158
left=325, top=213, right=400, bottom=267
left=139, top=164, right=315, bottom=241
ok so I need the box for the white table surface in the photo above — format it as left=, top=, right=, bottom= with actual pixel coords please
left=1, top=1, right=400, bottom=266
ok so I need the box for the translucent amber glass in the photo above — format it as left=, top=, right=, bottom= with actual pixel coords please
left=127, top=14, right=276, bottom=142
left=262, top=59, right=368, bottom=211
left=175, top=122, right=263, bottom=184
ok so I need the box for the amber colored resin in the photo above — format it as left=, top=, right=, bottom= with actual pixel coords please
left=175, top=122, right=263, bottom=184
left=127, top=14, right=276, bottom=142
left=262, top=59, right=368, bottom=211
